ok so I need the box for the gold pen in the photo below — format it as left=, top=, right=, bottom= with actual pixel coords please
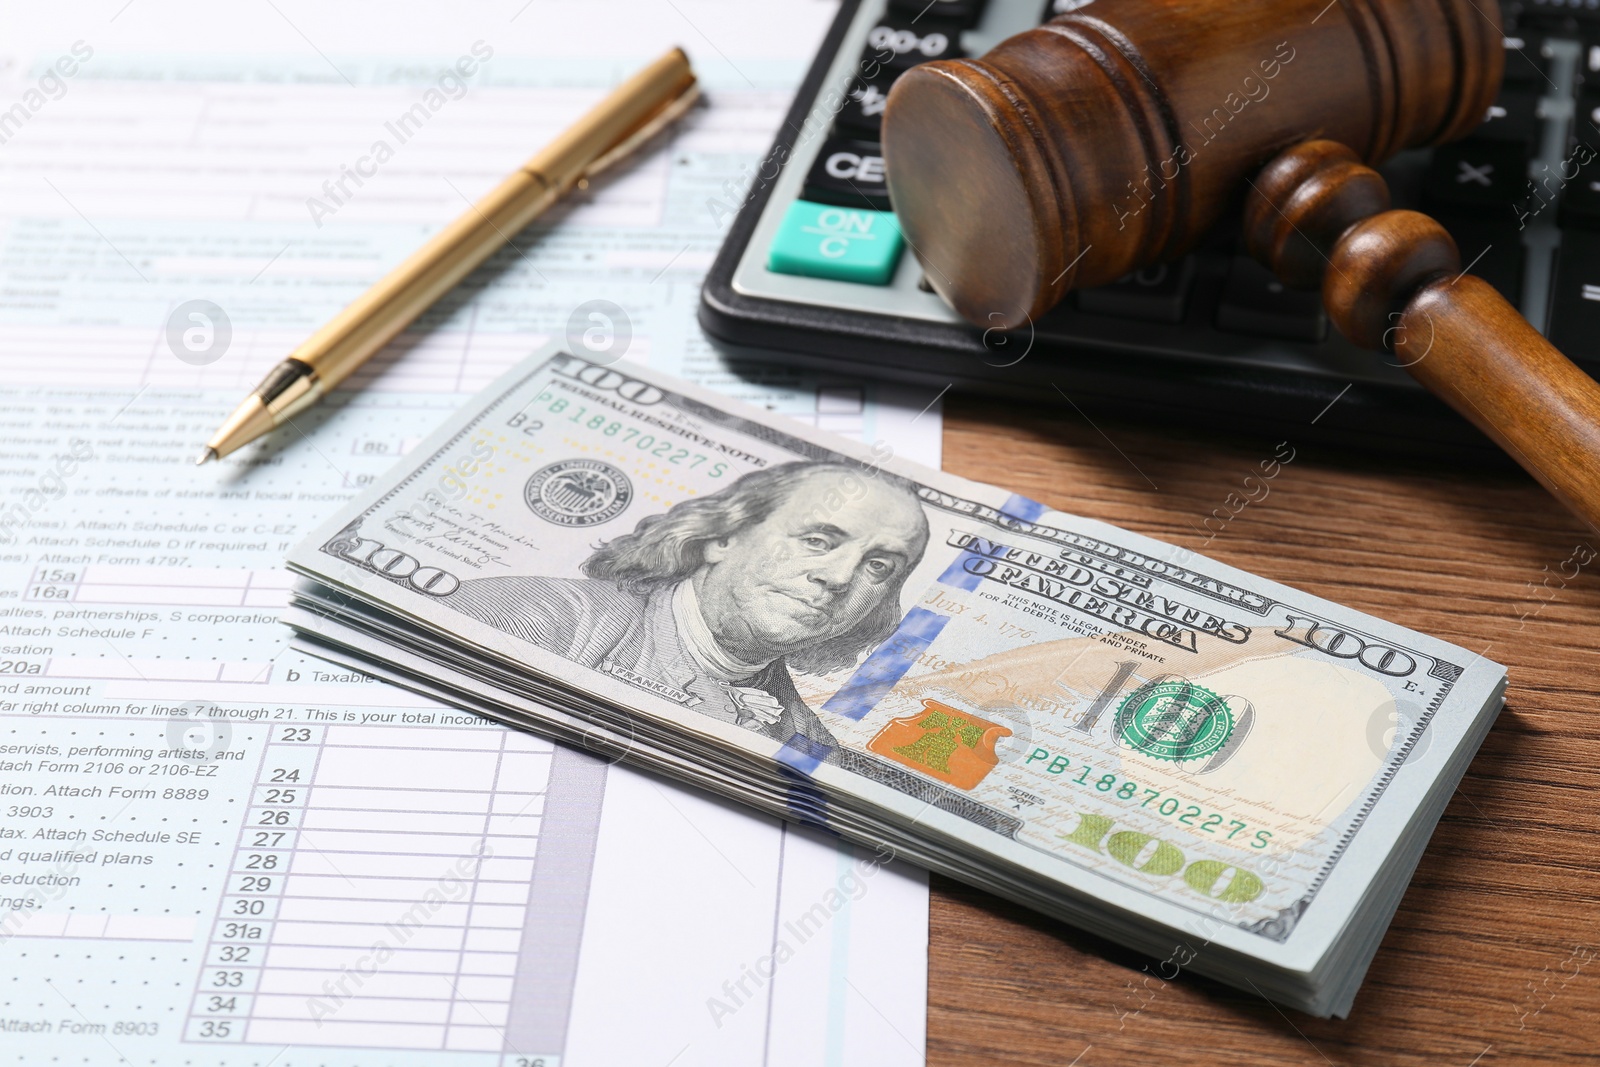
left=196, top=47, right=699, bottom=465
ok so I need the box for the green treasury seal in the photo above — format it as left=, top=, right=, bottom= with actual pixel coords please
left=1115, top=680, right=1234, bottom=762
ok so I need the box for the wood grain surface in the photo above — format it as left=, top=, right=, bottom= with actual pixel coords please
left=928, top=394, right=1600, bottom=1066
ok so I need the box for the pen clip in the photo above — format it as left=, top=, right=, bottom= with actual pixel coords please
left=580, top=81, right=702, bottom=185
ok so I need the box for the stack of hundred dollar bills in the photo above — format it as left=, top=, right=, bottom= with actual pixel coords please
left=284, top=342, right=1506, bottom=1018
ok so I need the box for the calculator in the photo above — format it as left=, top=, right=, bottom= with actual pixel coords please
left=700, top=0, right=1600, bottom=456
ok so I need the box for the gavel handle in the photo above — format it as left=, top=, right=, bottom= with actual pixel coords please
left=1245, top=140, right=1600, bottom=533
left=1400, top=275, right=1600, bottom=531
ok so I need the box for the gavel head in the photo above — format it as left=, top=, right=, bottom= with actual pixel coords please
left=880, top=0, right=1502, bottom=331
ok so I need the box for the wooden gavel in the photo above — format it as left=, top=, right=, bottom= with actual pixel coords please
left=881, top=0, right=1600, bottom=532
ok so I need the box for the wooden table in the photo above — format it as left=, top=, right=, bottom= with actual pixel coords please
left=929, top=395, right=1600, bottom=1066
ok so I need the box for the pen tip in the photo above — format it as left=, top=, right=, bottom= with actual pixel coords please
left=195, top=447, right=217, bottom=467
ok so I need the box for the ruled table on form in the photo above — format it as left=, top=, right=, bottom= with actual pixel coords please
left=0, top=3, right=933, bottom=1061
left=184, top=722, right=604, bottom=1059
left=3, top=692, right=929, bottom=1067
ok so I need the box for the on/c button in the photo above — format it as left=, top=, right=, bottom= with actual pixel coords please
left=766, top=199, right=904, bottom=285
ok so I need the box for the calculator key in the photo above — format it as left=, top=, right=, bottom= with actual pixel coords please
left=863, top=18, right=964, bottom=72
left=1557, top=140, right=1600, bottom=228
left=804, top=137, right=891, bottom=210
left=1578, top=42, right=1600, bottom=98
left=1558, top=173, right=1600, bottom=229
left=835, top=76, right=893, bottom=138
left=1517, top=0, right=1598, bottom=29
left=1501, top=33, right=1553, bottom=86
left=767, top=200, right=905, bottom=284
left=1076, top=257, right=1196, bottom=323
left=1422, top=139, right=1529, bottom=210
left=1580, top=88, right=1600, bottom=136
left=1041, top=0, right=1095, bottom=19
left=1476, top=87, right=1542, bottom=145
left=1544, top=236, right=1600, bottom=361
left=1436, top=214, right=1527, bottom=303
left=889, top=0, right=988, bottom=29
left=1579, top=40, right=1600, bottom=89
left=1215, top=256, right=1327, bottom=342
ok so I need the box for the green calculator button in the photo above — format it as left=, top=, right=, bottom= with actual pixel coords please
left=767, top=200, right=904, bottom=284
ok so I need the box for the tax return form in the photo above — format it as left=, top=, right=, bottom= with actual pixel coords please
left=0, top=2, right=940, bottom=1065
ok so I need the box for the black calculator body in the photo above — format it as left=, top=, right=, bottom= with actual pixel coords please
left=701, top=0, right=1600, bottom=458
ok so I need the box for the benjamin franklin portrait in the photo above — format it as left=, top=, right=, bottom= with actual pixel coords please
left=447, top=461, right=930, bottom=747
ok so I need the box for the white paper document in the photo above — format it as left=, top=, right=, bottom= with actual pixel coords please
left=0, top=2, right=935, bottom=1064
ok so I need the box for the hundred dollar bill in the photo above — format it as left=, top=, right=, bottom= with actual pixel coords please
left=285, top=342, right=1506, bottom=1016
